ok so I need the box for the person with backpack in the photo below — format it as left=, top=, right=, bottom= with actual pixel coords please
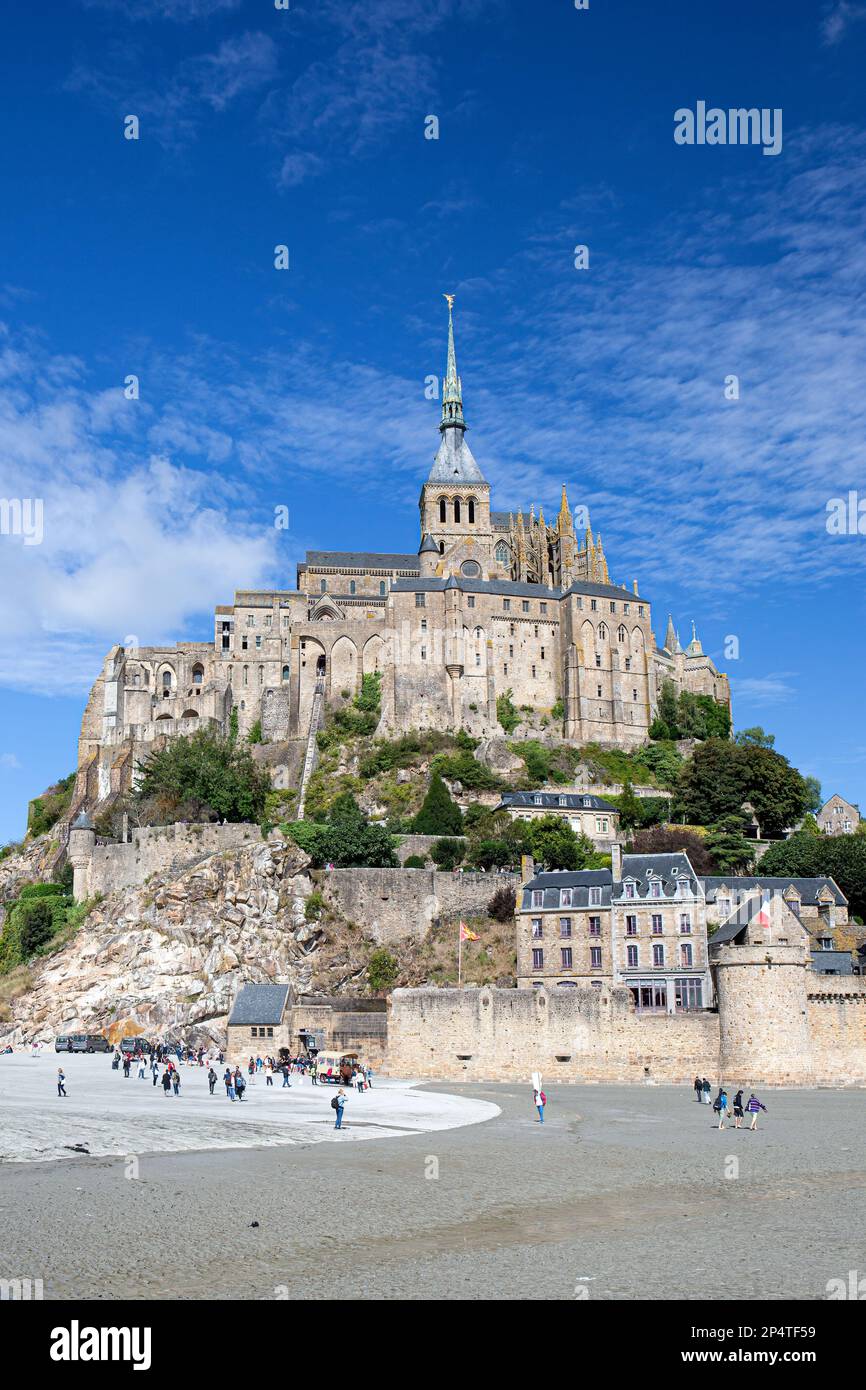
left=57, top=1067, right=67, bottom=1097
left=235, top=1067, right=246, bottom=1102
left=207, top=1066, right=217, bottom=1095
left=732, top=1089, right=745, bottom=1129
left=713, top=1087, right=728, bottom=1129
left=332, top=1088, right=346, bottom=1129
left=224, top=1067, right=235, bottom=1101
left=702, top=1077, right=712, bottom=1105
left=281, top=1062, right=291, bottom=1088
left=533, top=1086, right=546, bottom=1124
left=747, top=1094, right=767, bottom=1130
left=161, top=1068, right=172, bottom=1096
left=693, top=1075, right=702, bottom=1103
left=171, top=1068, right=181, bottom=1096
left=122, top=1054, right=131, bottom=1079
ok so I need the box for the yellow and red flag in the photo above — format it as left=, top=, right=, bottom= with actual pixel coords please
left=459, top=922, right=479, bottom=942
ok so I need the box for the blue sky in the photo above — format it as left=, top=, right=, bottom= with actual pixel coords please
left=1, top=0, right=865, bottom=843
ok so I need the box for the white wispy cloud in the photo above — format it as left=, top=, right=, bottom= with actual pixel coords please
left=821, top=1, right=866, bottom=45
left=729, top=674, right=798, bottom=707
left=0, top=753, right=21, bottom=770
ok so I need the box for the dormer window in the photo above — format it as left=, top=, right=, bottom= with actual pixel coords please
left=649, top=879, right=661, bottom=898
left=531, top=890, right=544, bottom=908
left=624, top=881, right=636, bottom=899
left=534, top=795, right=543, bottom=806
left=588, top=887, right=602, bottom=906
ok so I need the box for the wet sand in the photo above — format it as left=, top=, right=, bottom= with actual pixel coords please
left=2, top=1080, right=864, bottom=1300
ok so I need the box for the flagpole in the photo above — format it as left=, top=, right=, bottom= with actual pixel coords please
left=458, top=923, right=463, bottom=988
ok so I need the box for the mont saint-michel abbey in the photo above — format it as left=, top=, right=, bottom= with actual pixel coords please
left=76, top=303, right=730, bottom=807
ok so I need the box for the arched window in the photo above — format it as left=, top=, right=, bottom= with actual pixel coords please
left=242, top=665, right=248, bottom=687
left=453, top=497, right=461, bottom=523
left=320, top=579, right=327, bottom=593
left=468, top=498, right=475, bottom=524
left=161, top=669, right=173, bottom=699
left=282, top=664, right=290, bottom=682
left=439, top=496, right=447, bottom=523
left=439, top=540, right=445, bottom=554
left=495, top=541, right=509, bottom=564
left=598, top=622, right=608, bottom=641
left=258, top=666, right=264, bottom=685
left=617, top=625, right=627, bottom=644
left=379, top=580, right=386, bottom=595
left=349, top=580, right=356, bottom=595
left=192, top=663, right=204, bottom=685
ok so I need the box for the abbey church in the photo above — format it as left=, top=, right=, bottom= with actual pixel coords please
left=75, top=302, right=730, bottom=810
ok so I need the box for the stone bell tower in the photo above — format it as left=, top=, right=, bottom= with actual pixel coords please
left=419, top=296, right=494, bottom=577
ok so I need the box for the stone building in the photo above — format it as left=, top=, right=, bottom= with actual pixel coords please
left=226, top=983, right=387, bottom=1066
left=817, top=793, right=861, bottom=836
left=516, top=849, right=712, bottom=1011
left=73, top=300, right=731, bottom=818
left=495, top=790, right=619, bottom=849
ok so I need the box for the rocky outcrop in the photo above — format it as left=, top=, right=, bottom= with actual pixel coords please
left=0, top=836, right=377, bottom=1047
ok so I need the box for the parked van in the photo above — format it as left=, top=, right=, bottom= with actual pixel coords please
left=55, top=1034, right=110, bottom=1053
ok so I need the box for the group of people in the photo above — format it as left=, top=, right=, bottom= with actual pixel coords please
left=693, top=1076, right=767, bottom=1130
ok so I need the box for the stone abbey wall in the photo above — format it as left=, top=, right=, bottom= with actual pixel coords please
left=385, top=984, right=720, bottom=1084
left=322, top=867, right=520, bottom=945
left=385, top=959, right=866, bottom=1087
left=86, top=823, right=263, bottom=897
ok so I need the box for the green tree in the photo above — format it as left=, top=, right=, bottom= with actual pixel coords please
left=760, top=832, right=866, bottom=920
left=740, top=744, right=809, bottom=839
left=15, top=898, right=56, bottom=956
left=803, top=776, right=823, bottom=814
left=290, top=795, right=397, bottom=869
left=703, top=816, right=755, bottom=874
left=413, top=773, right=464, bottom=836
left=525, top=817, right=600, bottom=871
left=496, top=689, right=520, bottom=734
left=734, top=727, right=775, bottom=749
left=674, top=738, right=749, bottom=825
left=616, top=779, right=641, bottom=832
left=134, top=729, right=271, bottom=823
left=367, top=947, right=399, bottom=993
left=431, top=837, right=465, bottom=871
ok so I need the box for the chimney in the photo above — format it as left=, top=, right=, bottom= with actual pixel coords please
left=520, top=854, right=535, bottom=885
left=611, top=841, right=622, bottom=882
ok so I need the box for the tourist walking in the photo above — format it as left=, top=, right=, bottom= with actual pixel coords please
left=208, top=1066, right=217, bottom=1095
left=264, top=1059, right=273, bottom=1086
left=747, top=1094, right=767, bottom=1130
left=732, top=1089, right=745, bottom=1128
left=57, top=1068, right=67, bottom=1097
left=713, top=1087, right=728, bottom=1129
left=122, top=1054, right=131, bottom=1079
left=151, top=1058, right=159, bottom=1087
left=693, top=1075, right=702, bottom=1102
left=533, top=1086, right=546, bottom=1124
left=112, top=1050, right=121, bottom=1071
left=137, top=1055, right=146, bottom=1080
left=365, top=1065, right=373, bottom=1088
left=310, top=1061, right=317, bottom=1086
left=356, top=1068, right=365, bottom=1093
left=332, top=1088, right=346, bottom=1129
left=161, top=1068, right=172, bottom=1096
left=224, top=1067, right=235, bottom=1101
left=281, top=1063, right=291, bottom=1088
left=235, top=1067, right=246, bottom=1102
left=171, top=1069, right=181, bottom=1096
left=702, top=1077, right=712, bottom=1105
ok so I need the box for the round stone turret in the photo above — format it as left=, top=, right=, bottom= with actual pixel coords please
left=67, top=811, right=96, bottom=902
left=713, top=943, right=813, bottom=1087
left=418, top=532, right=439, bottom=579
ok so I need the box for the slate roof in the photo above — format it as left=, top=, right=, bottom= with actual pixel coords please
left=521, top=869, right=613, bottom=911
left=809, top=950, right=853, bottom=974
left=228, top=983, right=291, bottom=1027
left=499, top=791, right=618, bottom=813
left=616, top=852, right=701, bottom=899
left=426, top=428, right=487, bottom=485
left=299, top=551, right=420, bottom=572
left=391, top=575, right=640, bottom=602
left=701, top=876, right=847, bottom=906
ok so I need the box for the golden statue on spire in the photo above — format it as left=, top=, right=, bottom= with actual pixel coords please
left=443, top=293, right=455, bottom=310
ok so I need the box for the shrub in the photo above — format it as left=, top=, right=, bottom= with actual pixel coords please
left=431, top=837, right=465, bottom=871
left=304, top=890, right=325, bottom=920
left=488, top=885, right=516, bottom=922
left=551, top=699, right=565, bottom=722
left=367, top=947, right=399, bottom=993
left=134, top=728, right=271, bottom=824
left=430, top=750, right=501, bottom=791
left=496, top=689, right=520, bottom=734
left=247, top=719, right=263, bottom=745
left=403, top=854, right=427, bottom=868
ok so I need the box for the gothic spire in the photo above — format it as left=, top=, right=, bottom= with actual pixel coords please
left=440, top=294, right=465, bottom=432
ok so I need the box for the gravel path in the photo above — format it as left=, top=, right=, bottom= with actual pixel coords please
left=2, top=1070, right=864, bottom=1300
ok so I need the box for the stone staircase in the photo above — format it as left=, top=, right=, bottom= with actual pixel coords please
left=296, top=680, right=325, bottom=820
